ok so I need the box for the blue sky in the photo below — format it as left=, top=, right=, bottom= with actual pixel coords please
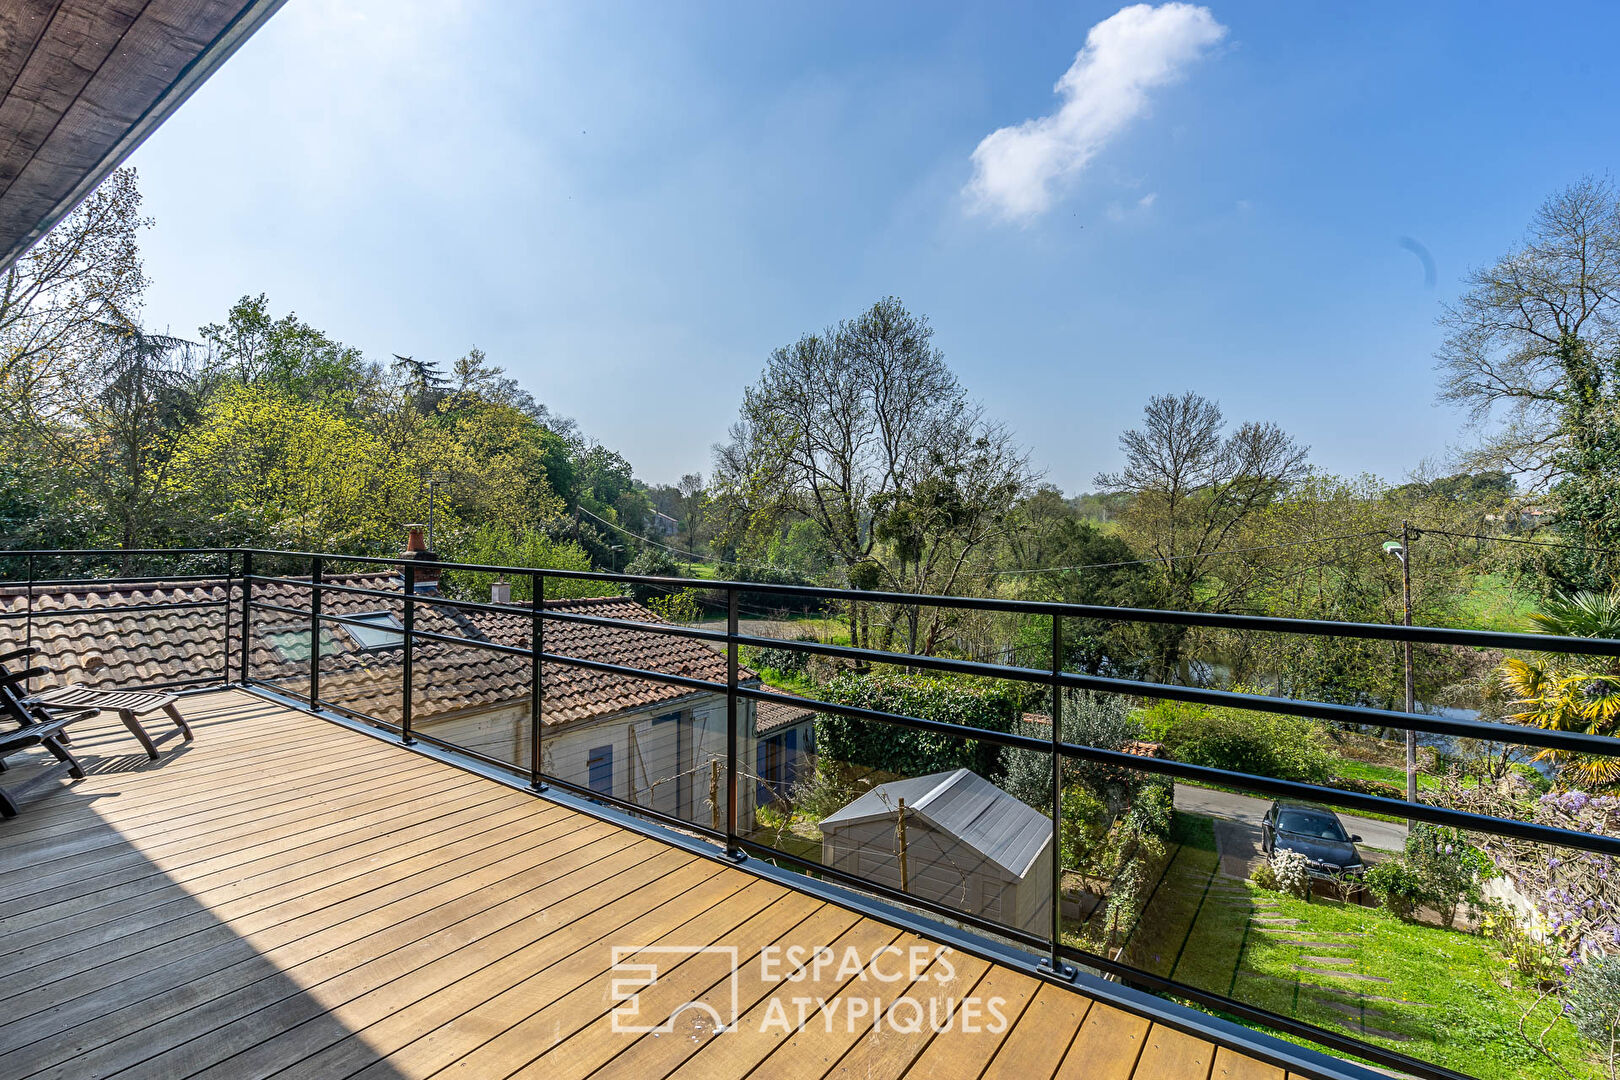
left=125, top=1, right=1620, bottom=493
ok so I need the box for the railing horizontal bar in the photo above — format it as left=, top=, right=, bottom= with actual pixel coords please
left=737, top=633, right=1620, bottom=758
left=234, top=547, right=1620, bottom=656
left=742, top=686, right=1620, bottom=858
left=0, top=600, right=227, bottom=620
left=537, top=651, right=725, bottom=696
left=738, top=685, right=1047, bottom=752
left=1055, top=742, right=1620, bottom=858
left=0, top=573, right=227, bottom=589
left=531, top=607, right=730, bottom=643
left=539, top=772, right=730, bottom=841
left=1056, top=670, right=1620, bottom=758
left=0, top=548, right=237, bottom=558
left=245, top=573, right=733, bottom=645
left=736, top=835, right=1047, bottom=947
left=409, top=626, right=529, bottom=657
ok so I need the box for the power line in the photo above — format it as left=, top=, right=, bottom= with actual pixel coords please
left=1418, top=527, right=1620, bottom=558
left=985, top=530, right=1389, bottom=576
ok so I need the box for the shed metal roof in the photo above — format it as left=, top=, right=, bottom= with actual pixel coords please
left=819, top=768, right=1052, bottom=879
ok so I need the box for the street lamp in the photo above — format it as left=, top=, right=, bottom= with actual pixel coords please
left=1384, top=525, right=1417, bottom=805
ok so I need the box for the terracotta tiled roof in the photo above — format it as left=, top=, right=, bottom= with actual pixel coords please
left=755, top=690, right=817, bottom=735
left=1018, top=712, right=1164, bottom=758
left=0, top=573, right=747, bottom=729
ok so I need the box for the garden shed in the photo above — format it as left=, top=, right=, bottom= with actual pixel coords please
left=820, top=768, right=1052, bottom=934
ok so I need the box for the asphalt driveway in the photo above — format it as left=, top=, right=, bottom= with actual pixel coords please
left=1173, top=783, right=1409, bottom=853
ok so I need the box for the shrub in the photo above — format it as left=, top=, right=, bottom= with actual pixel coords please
left=647, top=588, right=702, bottom=624
left=622, top=548, right=683, bottom=603
left=1123, top=778, right=1174, bottom=840
left=1566, top=953, right=1620, bottom=1053
left=1251, top=861, right=1279, bottom=890
left=1270, top=849, right=1312, bottom=899
left=1403, top=823, right=1493, bottom=928
left=816, top=672, right=1021, bottom=778
left=1003, top=690, right=1145, bottom=811
left=1152, top=703, right=1334, bottom=784
left=1058, top=785, right=1111, bottom=880
left=741, top=639, right=811, bottom=677
left=1364, top=859, right=1426, bottom=919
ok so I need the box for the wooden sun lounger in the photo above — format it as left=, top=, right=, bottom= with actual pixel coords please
left=27, top=684, right=194, bottom=760
left=0, top=648, right=194, bottom=760
left=0, top=667, right=86, bottom=818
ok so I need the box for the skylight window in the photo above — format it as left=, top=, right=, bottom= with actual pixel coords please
left=342, top=611, right=404, bottom=650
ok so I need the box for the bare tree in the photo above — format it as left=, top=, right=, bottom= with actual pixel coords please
left=0, top=168, right=149, bottom=403
left=20, top=312, right=208, bottom=550
left=1437, top=175, right=1620, bottom=488
left=1097, top=392, right=1308, bottom=679
left=712, top=297, right=1034, bottom=652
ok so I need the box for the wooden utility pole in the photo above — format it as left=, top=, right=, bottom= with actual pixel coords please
left=896, top=798, right=909, bottom=892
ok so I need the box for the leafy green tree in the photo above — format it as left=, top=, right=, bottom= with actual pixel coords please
left=169, top=383, right=423, bottom=550
left=437, top=523, right=609, bottom=601
left=200, top=295, right=375, bottom=406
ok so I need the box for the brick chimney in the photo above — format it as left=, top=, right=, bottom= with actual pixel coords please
left=402, top=523, right=440, bottom=593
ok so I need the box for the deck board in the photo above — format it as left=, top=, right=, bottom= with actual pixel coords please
left=0, top=689, right=1301, bottom=1080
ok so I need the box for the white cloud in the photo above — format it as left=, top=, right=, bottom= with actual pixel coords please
left=1138, top=191, right=1158, bottom=208
left=966, top=3, right=1225, bottom=221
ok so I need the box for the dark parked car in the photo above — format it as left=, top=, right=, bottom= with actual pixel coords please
left=1260, top=801, right=1365, bottom=877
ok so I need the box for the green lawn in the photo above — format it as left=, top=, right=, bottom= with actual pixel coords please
left=1331, top=757, right=1445, bottom=794
left=1452, top=571, right=1539, bottom=632
left=1117, top=817, right=1600, bottom=1079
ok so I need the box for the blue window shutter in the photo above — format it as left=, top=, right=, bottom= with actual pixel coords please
left=588, top=744, right=614, bottom=795
left=757, top=741, right=769, bottom=804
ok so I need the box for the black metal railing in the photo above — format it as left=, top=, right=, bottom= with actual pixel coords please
left=2, top=545, right=1617, bottom=1080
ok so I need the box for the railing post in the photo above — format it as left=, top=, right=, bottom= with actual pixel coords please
left=220, top=551, right=233, bottom=687
left=238, top=551, right=253, bottom=685
left=1045, top=613, right=1075, bottom=980
left=308, top=554, right=322, bottom=711
left=24, top=554, right=33, bottom=696
left=529, top=570, right=545, bottom=791
left=401, top=562, right=416, bottom=744
left=725, top=586, right=743, bottom=860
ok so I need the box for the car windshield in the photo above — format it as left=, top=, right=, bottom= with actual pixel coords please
left=1276, top=810, right=1347, bottom=841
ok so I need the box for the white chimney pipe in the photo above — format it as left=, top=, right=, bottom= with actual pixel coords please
left=491, top=578, right=512, bottom=605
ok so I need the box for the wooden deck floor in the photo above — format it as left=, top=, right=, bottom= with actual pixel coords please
left=0, top=689, right=1307, bottom=1080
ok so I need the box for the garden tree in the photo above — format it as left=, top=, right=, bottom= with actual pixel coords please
left=435, top=399, right=566, bottom=532
left=445, top=347, right=538, bottom=414
left=1497, top=589, right=1620, bottom=788
left=998, top=486, right=1150, bottom=675
left=713, top=297, right=1033, bottom=652
left=199, top=294, right=376, bottom=405
left=437, top=523, right=611, bottom=602
left=1096, top=391, right=1308, bottom=681
left=18, top=316, right=209, bottom=550
left=391, top=354, right=451, bottom=414
left=1436, top=176, right=1620, bottom=588
left=0, top=168, right=148, bottom=401
left=1218, top=472, right=1498, bottom=707
left=170, top=383, right=426, bottom=550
